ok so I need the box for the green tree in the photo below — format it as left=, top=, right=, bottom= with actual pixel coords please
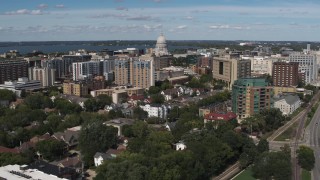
left=84, top=98, right=99, bottom=112
left=25, top=93, right=53, bottom=109
left=79, top=122, right=118, bottom=165
left=133, top=107, right=148, bottom=120
left=151, top=94, right=165, bottom=104
left=35, top=139, right=66, bottom=161
left=297, top=146, right=315, bottom=171
left=257, top=139, right=269, bottom=153
left=148, top=86, right=161, bottom=94
left=0, top=153, right=29, bottom=166
left=97, top=94, right=112, bottom=108
left=0, top=89, right=16, bottom=102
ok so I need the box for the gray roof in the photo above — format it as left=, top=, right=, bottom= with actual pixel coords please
left=94, top=152, right=111, bottom=160
left=276, top=94, right=300, bottom=105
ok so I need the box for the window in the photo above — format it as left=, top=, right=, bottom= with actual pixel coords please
left=219, top=62, right=224, bottom=75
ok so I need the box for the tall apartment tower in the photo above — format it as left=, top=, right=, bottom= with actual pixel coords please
left=212, top=56, right=251, bottom=89
left=28, top=67, right=56, bottom=87
left=289, top=54, right=317, bottom=84
left=114, top=58, right=155, bottom=89
left=0, top=60, right=28, bottom=84
left=232, top=78, right=273, bottom=119
left=272, top=62, right=299, bottom=87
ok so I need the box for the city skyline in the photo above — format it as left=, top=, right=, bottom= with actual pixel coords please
left=1, top=0, right=320, bottom=41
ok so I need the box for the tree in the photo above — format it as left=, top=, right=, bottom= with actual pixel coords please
left=297, top=146, right=315, bottom=171
left=257, top=139, right=269, bottom=153
left=148, top=86, right=161, bottom=94
left=79, top=122, right=118, bottom=165
left=0, top=89, right=16, bottom=102
left=151, top=94, right=165, bottom=104
left=0, top=153, right=29, bottom=166
left=253, top=151, right=291, bottom=180
left=84, top=98, right=99, bottom=112
left=24, top=93, right=53, bottom=109
left=35, top=139, right=66, bottom=161
left=133, top=107, right=148, bottom=120
left=97, top=94, right=112, bottom=108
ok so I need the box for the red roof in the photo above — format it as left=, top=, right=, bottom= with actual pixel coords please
left=204, top=112, right=237, bottom=121
left=0, top=146, right=20, bottom=154
left=129, top=95, right=145, bottom=101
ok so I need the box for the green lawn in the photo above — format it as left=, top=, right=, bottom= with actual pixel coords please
left=274, top=121, right=298, bottom=141
left=233, top=167, right=256, bottom=180
left=301, top=169, right=311, bottom=180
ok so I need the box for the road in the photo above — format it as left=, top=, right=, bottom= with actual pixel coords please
left=305, top=94, right=320, bottom=180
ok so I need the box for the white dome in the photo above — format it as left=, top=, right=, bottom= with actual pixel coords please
left=156, top=34, right=166, bottom=44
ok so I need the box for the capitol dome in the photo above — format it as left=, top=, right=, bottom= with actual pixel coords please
left=156, top=33, right=166, bottom=44
left=155, top=33, right=169, bottom=57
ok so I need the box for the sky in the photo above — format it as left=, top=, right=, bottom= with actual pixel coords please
left=1, top=0, right=320, bottom=41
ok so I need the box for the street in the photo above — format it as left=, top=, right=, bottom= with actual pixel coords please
left=305, top=97, right=320, bottom=180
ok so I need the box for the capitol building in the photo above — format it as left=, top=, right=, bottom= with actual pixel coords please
left=154, top=33, right=169, bottom=57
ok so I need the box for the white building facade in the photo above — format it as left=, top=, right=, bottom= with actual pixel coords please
left=250, top=56, right=275, bottom=75
left=274, top=95, right=301, bottom=116
left=140, top=104, right=168, bottom=119
left=289, top=54, right=318, bottom=84
left=28, top=67, right=56, bottom=87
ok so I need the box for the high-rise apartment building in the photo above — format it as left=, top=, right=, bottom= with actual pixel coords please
left=212, top=56, right=251, bottom=89
left=42, top=55, right=91, bottom=79
left=250, top=56, right=275, bottom=76
left=114, top=58, right=155, bottom=89
left=232, top=78, right=273, bottom=119
left=289, top=54, right=317, bottom=84
left=0, top=60, right=28, bottom=84
left=272, top=62, right=299, bottom=87
left=28, top=67, right=56, bottom=87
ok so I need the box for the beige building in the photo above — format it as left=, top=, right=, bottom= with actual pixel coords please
left=90, top=86, right=144, bottom=104
left=212, top=56, right=251, bottom=89
left=114, top=58, right=155, bottom=89
left=273, top=86, right=297, bottom=96
left=63, top=82, right=88, bottom=97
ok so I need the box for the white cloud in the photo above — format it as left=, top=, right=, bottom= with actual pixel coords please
left=209, top=25, right=250, bottom=30
left=37, top=4, right=48, bottom=9
left=177, top=25, right=187, bottom=29
left=4, top=9, right=44, bottom=15
left=55, top=4, right=65, bottom=8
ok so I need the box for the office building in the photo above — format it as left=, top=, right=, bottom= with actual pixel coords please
left=0, top=60, right=28, bottom=84
left=28, top=67, right=56, bottom=87
left=289, top=53, right=317, bottom=84
left=232, top=78, right=273, bottom=119
left=212, top=56, right=251, bottom=89
left=272, top=62, right=299, bottom=87
left=250, top=56, right=275, bottom=76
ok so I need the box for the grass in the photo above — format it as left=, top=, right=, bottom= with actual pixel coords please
left=274, top=121, right=298, bottom=141
left=301, top=169, right=311, bottom=180
left=233, top=167, right=256, bottom=180
left=290, top=107, right=304, bottom=119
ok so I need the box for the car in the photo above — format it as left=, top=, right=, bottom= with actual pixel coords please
left=316, top=122, right=318, bottom=125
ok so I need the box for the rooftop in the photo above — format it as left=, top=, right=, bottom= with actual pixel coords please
left=104, top=118, right=135, bottom=127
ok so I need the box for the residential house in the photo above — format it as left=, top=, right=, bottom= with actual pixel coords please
left=52, top=130, right=80, bottom=149
left=274, top=94, right=301, bottom=116
left=160, top=89, right=179, bottom=101
left=103, top=118, right=135, bottom=136
left=165, top=122, right=176, bottom=131
left=28, top=160, right=77, bottom=179
left=174, top=141, right=187, bottom=151
left=52, top=156, right=83, bottom=173
left=204, top=112, right=237, bottom=124
left=140, top=104, right=169, bottom=119
left=94, top=152, right=111, bottom=167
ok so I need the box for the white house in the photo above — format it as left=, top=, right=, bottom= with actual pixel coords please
left=94, top=152, right=110, bottom=167
left=140, top=104, right=168, bottom=119
left=274, top=94, right=301, bottom=116
left=174, top=141, right=187, bottom=151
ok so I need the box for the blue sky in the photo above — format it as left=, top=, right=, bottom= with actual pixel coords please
left=1, top=0, right=320, bottom=41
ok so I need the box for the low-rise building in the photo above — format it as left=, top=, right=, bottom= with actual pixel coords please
left=94, top=152, right=111, bottom=167
left=274, top=94, right=301, bottom=115
left=0, top=77, right=41, bottom=97
left=140, top=104, right=169, bottom=119
left=203, top=112, right=237, bottom=124
left=63, top=82, right=88, bottom=97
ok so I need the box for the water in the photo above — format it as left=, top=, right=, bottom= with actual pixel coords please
left=0, top=42, right=196, bottom=54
